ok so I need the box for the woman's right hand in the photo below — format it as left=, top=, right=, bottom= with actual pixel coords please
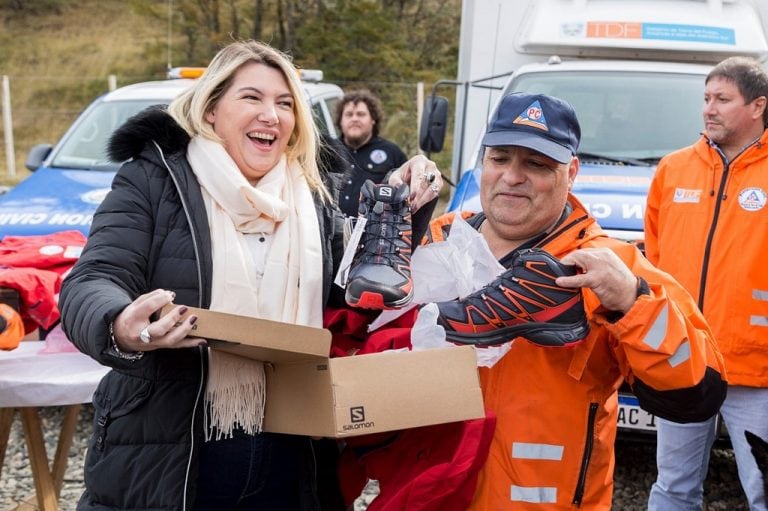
left=388, top=155, right=444, bottom=212
left=111, top=289, right=205, bottom=353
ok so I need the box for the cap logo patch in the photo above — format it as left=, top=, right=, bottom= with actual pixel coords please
left=513, top=100, right=549, bottom=132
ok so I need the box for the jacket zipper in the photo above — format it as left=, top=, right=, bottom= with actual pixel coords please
left=153, top=141, right=206, bottom=511
left=697, top=156, right=728, bottom=312
left=153, top=141, right=205, bottom=309
left=697, top=140, right=760, bottom=310
left=572, top=402, right=598, bottom=507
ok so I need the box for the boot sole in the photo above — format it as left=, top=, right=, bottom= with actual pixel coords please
left=346, top=289, right=414, bottom=310
left=444, top=320, right=590, bottom=347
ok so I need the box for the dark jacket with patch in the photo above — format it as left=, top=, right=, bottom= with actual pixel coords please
left=59, top=106, right=344, bottom=510
left=336, top=136, right=408, bottom=217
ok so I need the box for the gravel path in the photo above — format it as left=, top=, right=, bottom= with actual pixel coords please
left=0, top=406, right=751, bottom=510
left=1, top=406, right=93, bottom=511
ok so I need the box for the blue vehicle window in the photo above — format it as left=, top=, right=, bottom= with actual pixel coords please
left=51, top=100, right=164, bottom=169
left=509, top=71, right=704, bottom=161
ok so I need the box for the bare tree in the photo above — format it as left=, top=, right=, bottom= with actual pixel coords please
left=227, top=0, right=240, bottom=37
left=276, top=0, right=285, bottom=47
left=283, top=0, right=296, bottom=54
left=251, top=0, right=264, bottom=40
left=196, top=0, right=221, bottom=37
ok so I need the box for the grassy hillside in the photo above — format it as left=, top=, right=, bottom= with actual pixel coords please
left=0, top=1, right=459, bottom=189
left=0, top=1, right=170, bottom=185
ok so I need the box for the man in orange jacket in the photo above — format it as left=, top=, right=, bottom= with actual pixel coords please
left=645, top=56, right=768, bottom=511
left=424, top=92, right=726, bottom=510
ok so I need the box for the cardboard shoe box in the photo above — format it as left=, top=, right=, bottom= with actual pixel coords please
left=164, top=306, right=485, bottom=438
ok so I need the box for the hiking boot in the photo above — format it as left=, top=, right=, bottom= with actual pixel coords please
left=435, top=248, right=589, bottom=346
left=345, top=180, right=414, bottom=309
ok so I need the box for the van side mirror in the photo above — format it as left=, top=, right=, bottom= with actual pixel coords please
left=25, top=144, right=53, bottom=172
left=419, top=96, right=448, bottom=154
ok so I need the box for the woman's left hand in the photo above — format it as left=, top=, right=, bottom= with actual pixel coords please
left=388, top=155, right=444, bottom=212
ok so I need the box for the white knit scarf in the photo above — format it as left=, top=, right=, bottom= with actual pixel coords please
left=187, top=136, right=323, bottom=440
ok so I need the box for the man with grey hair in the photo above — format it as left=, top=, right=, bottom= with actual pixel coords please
left=646, top=56, right=768, bottom=511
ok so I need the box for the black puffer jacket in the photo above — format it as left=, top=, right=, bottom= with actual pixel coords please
left=59, top=107, right=344, bottom=510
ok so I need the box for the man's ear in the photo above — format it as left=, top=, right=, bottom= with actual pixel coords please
left=568, top=157, right=579, bottom=189
left=753, top=96, right=767, bottom=122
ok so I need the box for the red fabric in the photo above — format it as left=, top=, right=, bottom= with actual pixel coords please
left=0, top=268, right=62, bottom=332
left=0, top=231, right=85, bottom=333
left=340, top=415, right=496, bottom=511
left=324, top=307, right=417, bottom=357
left=0, top=230, right=85, bottom=274
left=324, top=306, right=495, bottom=510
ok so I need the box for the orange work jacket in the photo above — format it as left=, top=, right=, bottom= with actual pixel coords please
left=645, top=131, right=768, bottom=387
left=427, top=195, right=725, bottom=510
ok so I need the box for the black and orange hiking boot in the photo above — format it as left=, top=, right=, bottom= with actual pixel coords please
left=435, top=248, right=589, bottom=347
left=345, top=180, right=414, bottom=310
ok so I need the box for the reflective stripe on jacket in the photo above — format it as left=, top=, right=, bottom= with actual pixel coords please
left=645, top=131, right=768, bottom=387
left=428, top=195, right=725, bottom=510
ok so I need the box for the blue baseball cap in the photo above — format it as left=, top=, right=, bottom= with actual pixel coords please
left=482, top=93, right=581, bottom=163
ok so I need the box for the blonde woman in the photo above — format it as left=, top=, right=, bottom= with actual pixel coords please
left=60, top=40, right=441, bottom=510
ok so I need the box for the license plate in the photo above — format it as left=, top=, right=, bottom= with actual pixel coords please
left=617, top=394, right=657, bottom=431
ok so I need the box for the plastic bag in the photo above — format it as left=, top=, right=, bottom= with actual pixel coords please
left=406, top=215, right=513, bottom=367
left=39, top=322, right=79, bottom=354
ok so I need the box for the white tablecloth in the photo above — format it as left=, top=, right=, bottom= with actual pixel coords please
left=0, top=341, right=109, bottom=407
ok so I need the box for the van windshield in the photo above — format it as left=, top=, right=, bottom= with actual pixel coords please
left=51, top=99, right=164, bottom=169
left=508, top=70, right=704, bottom=161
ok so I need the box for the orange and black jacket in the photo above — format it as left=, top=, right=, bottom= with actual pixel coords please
left=646, top=131, right=768, bottom=388
left=426, top=195, right=726, bottom=510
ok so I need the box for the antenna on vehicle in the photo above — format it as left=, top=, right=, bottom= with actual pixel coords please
left=485, top=2, right=503, bottom=118
left=167, top=0, right=174, bottom=72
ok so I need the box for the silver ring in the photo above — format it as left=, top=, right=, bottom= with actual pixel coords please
left=430, top=183, right=440, bottom=193
left=139, top=326, right=152, bottom=344
left=425, top=171, right=436, bottom=184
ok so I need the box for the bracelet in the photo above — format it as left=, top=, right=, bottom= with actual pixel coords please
left=109, top=322, right=144, bottom=361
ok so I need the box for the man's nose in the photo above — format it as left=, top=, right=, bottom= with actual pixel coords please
left=702, top=100, right=716, bottom=117
left=502, top=158, right=528, bottom=183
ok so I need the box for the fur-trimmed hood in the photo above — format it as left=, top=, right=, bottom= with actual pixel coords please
left=108, top=105, right=189, bottom=163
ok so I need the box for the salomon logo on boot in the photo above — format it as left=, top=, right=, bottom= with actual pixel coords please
left=435, top=248, right=589, bottom=346
left=345, top=180, right=413, bottom=310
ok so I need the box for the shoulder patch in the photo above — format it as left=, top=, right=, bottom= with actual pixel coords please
left=738, top=187, right=767, bottom=211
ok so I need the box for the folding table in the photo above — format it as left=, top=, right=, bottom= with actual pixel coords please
left=0, top=341, right=108, bottom=511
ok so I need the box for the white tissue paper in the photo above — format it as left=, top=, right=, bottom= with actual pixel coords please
left=405, top=214, right=514, bottom=367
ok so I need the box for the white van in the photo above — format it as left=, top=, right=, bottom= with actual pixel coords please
left=423, top=0, right=768, bottom=241
left=0, top=69, right=343, bottom=238
left=419, top=0, right=768, bottom=438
